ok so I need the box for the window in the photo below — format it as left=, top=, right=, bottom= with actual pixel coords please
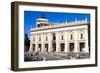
left=33, top=37, right=35, bottom=42
left=80, top=33, right=83, bottom=39
left=46, top=36, right=48, bottom=41
left=40, top=23, right=44, bottom=26
left=61, top=35, right=64, bottom=40
left=39, top=37, right=41, bottom=41
left=53, top=33, right=56, bottom=40
left=70, top=34, right=73, bottom=40
left=37, top=24, right=40, bottom=27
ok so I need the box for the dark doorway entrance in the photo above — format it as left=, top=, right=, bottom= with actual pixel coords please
left=52, top=43, right=56, bottom=52
left=32, top=44, right=35, bottom=51
left=79, top=42, right=85, bottom=51
left=60, top=43, right=65, bottom=51
left=45, top=44, right=48, bottom=52
left=38, top=44, right=41, bottom=51
left=69, top=43, right=74, bottom=52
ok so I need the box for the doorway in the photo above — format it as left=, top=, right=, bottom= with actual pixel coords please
left=79, top=42, right=85, bottom=51
left=32, top=44, right=35, bottom=51
left=52, top=43, right=56, bottom=52
left=60, top=43, right=65, bottom=51
left=69, top=43, right=74, bottom=52
left=45, top=44, right=48, bottom=52
left=38, top=44, right=41, bottom=51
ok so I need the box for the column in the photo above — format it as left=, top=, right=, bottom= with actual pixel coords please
left=85, top=29, right=89, bottom=53
left=41, top=33, right=44, bottom=52
left=35, top=34, right=38, bottom=51
left=29, top=35, right=33, bottom=52
left=56, top=31, right=60, bottom=52
left=48, top=32, right=52, bottom=52
left=65, top=31, right=68, bottom=52
left=74, top=30, right=78, bottom=52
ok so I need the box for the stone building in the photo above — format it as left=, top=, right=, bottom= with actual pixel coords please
left=29, top=15, right=89, bottom=54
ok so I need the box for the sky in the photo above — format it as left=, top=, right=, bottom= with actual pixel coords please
left=24, top=11, right=90, bottom=38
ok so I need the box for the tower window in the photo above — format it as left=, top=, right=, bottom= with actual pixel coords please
left=40, top=23, right=44, bottom=26
left=37, top=24, right=40, bottom=27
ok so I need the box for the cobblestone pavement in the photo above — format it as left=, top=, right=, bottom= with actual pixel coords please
left=24, top=51, right=90, bottom=61
left=39, top=52, right=90, bottom=61
left=39, top=52, right=67, bottom=60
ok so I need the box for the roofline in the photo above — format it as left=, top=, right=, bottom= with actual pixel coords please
left=31, top=23, right=89, bottom=32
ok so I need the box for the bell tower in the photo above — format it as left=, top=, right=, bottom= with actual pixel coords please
left=36, top=14, right=49, bottom=28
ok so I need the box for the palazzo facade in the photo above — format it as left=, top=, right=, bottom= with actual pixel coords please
left=29, top=15, right=89, bottom=53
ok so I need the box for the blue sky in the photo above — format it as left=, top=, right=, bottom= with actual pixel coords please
left=24, top=11, right=90, bottom=38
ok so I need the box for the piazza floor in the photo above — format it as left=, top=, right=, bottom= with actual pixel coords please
left=24, top=51, right=90, bottom=61
left=38, top=51, right=90, bottom=61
